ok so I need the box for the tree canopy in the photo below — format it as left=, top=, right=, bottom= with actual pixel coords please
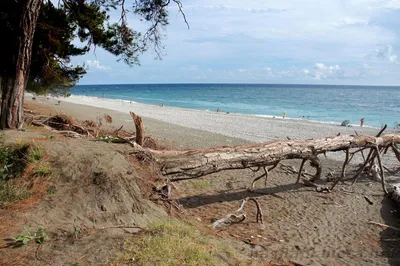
left=0, top=0, right=185, bottom=95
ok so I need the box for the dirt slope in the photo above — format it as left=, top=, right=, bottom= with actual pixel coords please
left=0, top=132, right=167, bottom=265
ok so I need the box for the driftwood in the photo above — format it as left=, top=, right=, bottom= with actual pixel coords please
left=130, top=111, right=144, bottom=146
left=212, top=197, right=263, bottom=229
left=388, top=185, right=400, bottom=209
left=149, top=134, right=400, bottom=193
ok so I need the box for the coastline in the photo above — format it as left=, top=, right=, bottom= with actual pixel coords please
left=50, top=94, right=386, bottom=143
left=21, top=94, right=400, bottom=265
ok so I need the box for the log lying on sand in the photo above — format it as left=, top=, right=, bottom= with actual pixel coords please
left=152, top=134, right=400, bottom=178
left=146, top=134, right=400, bottom=193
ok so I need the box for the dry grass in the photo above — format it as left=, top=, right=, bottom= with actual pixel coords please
left=26, top=145, right=45, bottom=163
left=191, top=180, right=212, bottom=189
left=34, top=163, right=52, bottom=177
left=0, top=181, right=30, bottom=205
left=116, top=220, right=232, bottom=266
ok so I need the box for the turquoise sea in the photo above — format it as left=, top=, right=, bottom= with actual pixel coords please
left=71, top=84, right=400, bottom=128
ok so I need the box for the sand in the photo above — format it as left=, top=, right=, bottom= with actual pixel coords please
left=22, top=95, right=400, bottom=265
left=27, top=94, right=397, bottom=166
left=57, top=94, right=385, bottom=142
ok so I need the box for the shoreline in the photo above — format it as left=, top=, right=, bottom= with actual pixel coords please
left=51, top=94, right=387, bottom=142
left=70, top=93, right=382, bottom=129
left=27, top=93, right=397, bottom=167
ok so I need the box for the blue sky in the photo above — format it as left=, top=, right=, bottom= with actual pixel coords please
left=73, top=0, right=400, bottom=85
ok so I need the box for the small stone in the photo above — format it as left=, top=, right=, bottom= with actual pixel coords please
left=127, top=170, right=133, bottom=175
left=101, top=204, right=107, bottom=212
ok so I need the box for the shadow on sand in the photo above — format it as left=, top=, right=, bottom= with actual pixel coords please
left=177, top=183, right=302, bottom=208
left=379, top=196, right=400, bottom=265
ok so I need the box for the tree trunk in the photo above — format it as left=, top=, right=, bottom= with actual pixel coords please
left=150, top=134, right=400, bottom=180
left=130, top=112, right=144, bottom=146
left=0, top=0, right=41, bottom=129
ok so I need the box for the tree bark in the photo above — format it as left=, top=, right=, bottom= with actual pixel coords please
left=150, top=134, right=400, bottom=180
left=130, top=111, right=144, bottom=146
left=0, top=0, right=42, bottom=129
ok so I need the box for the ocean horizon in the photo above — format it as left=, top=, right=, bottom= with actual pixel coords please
left=71, top=83, right=400, bottom=128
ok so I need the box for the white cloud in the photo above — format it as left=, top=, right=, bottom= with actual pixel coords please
left=86, top=60, right=111, bottom=71
left=308, top=63, right=343, bottom=80
left=74, top=0, right=400, bottom=85
left=368, top=45, right=400, bottom=63
left=333, top=17, right=369, bottom=27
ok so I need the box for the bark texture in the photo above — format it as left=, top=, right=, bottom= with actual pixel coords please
left=130, top=111, right=144, bottom=146
left=0, top=0, right=42, bottom=129
left=151, top=134, right=400, bottom=180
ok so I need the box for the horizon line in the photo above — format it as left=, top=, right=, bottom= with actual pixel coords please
left=75, top=82, right=400, bottom=87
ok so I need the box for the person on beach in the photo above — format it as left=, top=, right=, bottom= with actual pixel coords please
left=360, top=118, right=364, bottom=127
left=283, top=111, right=286, bottom=119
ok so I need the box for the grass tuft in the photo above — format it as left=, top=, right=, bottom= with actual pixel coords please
left=26, top=145, right=45, bottom=163
left=34, top=163, right=52, bottom=177
left=0, top=181, right=30, bottom=205
left=118, top=220, right=220, bottom=265
left=191, top=180, right=212, bottom=189
left=0, top=143, right=29, bottom=181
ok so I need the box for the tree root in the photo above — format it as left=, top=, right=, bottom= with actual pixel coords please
left=212, top=197, right=263, bottom=229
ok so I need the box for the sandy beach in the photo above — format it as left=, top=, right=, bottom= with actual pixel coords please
left=37, top=94, right=387, bottom=141
left=27, top=94, right=396, bottom=166
left=20, top=94, right=400, bottom=265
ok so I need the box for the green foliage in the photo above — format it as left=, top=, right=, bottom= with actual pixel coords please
left=119, top=220, right=219, bottom=265
left=1, top=0, right=179, bottom=95
left=0, top=144, right=29, bottom=181
left=14, top=226, right=47, bottom=247
left=0, top=181, right=30, bottom=205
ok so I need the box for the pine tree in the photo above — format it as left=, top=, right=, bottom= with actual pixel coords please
left=0, top=0, right=186, bottom=129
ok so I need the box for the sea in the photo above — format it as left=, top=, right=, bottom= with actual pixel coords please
left=71, top=83, right=400, bottom=128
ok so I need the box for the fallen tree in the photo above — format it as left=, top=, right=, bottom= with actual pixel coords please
left=25, top=109, right=400, bottom=195
left=147, top=133, right=400, bottom=194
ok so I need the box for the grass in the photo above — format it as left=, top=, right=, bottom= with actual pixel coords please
left=34, top=163, right=52, bottom=177
left=0, top=130, right=4, bottom=144
left=26, top=145, right=45, bottom=163
left=191, top=180, right=212, bottom=189
left=117, top=220, right=224, bottom=266
left=0, top=142, right=29, bottom=181
left=0, top=181, right=30, bottom=205
left=0, top=138, right=47, bottom=205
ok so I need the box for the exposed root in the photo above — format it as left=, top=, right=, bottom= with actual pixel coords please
left=249, top=161, right=279, bottom=189
left=296, top=159, right=307, bottom=184
left=330, top=149, right=349, bottom=190
left=212, top=197, right=264, bottom=229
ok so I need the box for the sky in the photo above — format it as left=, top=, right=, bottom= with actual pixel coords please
left=73, top=0, right=400, bottom=85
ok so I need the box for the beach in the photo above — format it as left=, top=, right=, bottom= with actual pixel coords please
left=27, top=94, right=396, bottom=165
left=21, top=94, right=400, bottom=265
left=42, top=94, right=385, bottom=141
